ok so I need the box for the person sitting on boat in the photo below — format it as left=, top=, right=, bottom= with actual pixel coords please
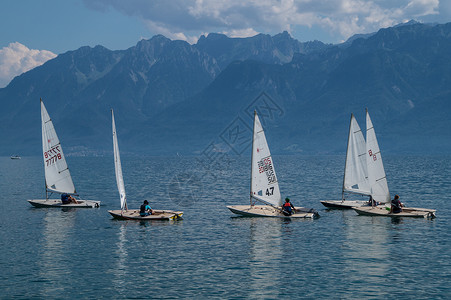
left=140, top=200, right=153, bottom=216
left=61, top=193, right=78, bottom=204
left=282, top=197, right=295, bottom=216
left=390, top=195, right=403, bottom=213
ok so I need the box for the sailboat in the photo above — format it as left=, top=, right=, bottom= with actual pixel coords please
left=227, top=111, right=318, bottom=218
left=28, top=99, right=100, bottom=208
left=321, top=113, right=372, bottom=208
left=108, top=110, right=183, bottom=220
left=353, top=109, right=436, bottom=218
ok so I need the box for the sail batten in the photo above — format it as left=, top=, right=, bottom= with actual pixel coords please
left=41, top=100, right=76, bottom=195
left=250, top=111, right=282, bottom=207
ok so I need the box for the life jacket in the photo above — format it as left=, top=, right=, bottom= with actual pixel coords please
left=282, top=202, right=292, bottom=216
left=392, top=199, right=402, bottom=213
left=140, top=204, right=146, bottom=214
left=283, top=202, right=292, bottom=213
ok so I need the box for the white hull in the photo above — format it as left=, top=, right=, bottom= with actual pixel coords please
left=320, top=200, right=370, bottom=209
left=353, top=206, right=436, bottom=218
left=227, top=205, right=319, bottom=218
left=108, top=209, right=183, bottom=220
left=406, top=207, right=437, bottom=213
left=28, top=199, right=100, bottom=208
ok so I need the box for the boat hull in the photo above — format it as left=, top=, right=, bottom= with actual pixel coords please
left=353, top=206, right=436, bottom=218
left=108, top=209, right=183, bottom=221
left=227, top=205, right=319, bottom=218
left=320, top=200, right=370, bottom=209
left=28, top=199, right=100, bottom=208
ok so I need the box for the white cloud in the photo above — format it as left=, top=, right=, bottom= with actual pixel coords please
left=221, top=28, right=260, bottom=38
left=84, top=0, right=445, bottom=43
left=144, top=20, right=200, bottom=44
left=0, top=42, right=56, bottom=88
left=405, top=0, right=439, bottom=16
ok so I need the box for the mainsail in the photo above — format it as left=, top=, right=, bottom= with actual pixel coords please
left=343, top=113, right=371, bottom=197
left=250, top=111, right=282, bottom=207
left=41, top=99, right=76, bottom=195
left=112, top=110, right=127, bottom=210
left=366, top=109, right=390, bottom=203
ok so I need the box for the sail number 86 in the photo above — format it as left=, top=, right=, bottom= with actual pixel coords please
left=368, top=150, right=377, bottom=161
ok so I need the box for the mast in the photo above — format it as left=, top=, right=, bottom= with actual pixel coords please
left=342, top=113, right=353, bottom=201
left=250, top=110, right=256, bottom=206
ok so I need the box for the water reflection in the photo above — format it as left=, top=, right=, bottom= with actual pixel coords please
left=248, top=218, right=283, bottom=299
left=112, top=223, right=128, bottom=296
left=342, top=214, right=390, bottom=298
left=38, top=209, right=76, bottom=298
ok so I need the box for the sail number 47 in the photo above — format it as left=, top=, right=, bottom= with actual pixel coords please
left=266, top=187, right=274, bottom=196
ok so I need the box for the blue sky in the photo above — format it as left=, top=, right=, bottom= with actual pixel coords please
left=1, top=0, right=450, bottom=87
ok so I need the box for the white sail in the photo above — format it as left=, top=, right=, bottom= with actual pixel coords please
left=112, top=110, right=127, bottom=210
left=343, top=114, right=371, bottom=196
left=41, top=99, right=76, bottom=194
left=250, top=111, right=282, bottom=207
left=366, top=109, right=390, bottom=203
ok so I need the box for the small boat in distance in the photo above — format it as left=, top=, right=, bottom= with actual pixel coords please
left=27, top=99, right=100, bottom=208
left=353, top=109, right=436, bottom=218
left=108, top=109, right=183, bottom=221
left=227, top=111, right=318, bottom=218
left=321, top=113, right=372, bottom=208
left=10, top=155, right=21, bottom=159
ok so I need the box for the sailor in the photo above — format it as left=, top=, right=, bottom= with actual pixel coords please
left=140, top=200, right=153, bottom=216
left=61, top=193, right=78, bottom=204
left=282, top=197, right=295, bottom=216
left=390, top=195, right=403, bottom=213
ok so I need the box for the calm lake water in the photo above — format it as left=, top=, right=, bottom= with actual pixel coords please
left=0, top=155, right=450, bottom=299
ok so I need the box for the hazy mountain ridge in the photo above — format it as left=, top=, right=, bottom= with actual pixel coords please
left=147, top=22, right=451, bottom=155
left=1, top=22, right=450, bottom=155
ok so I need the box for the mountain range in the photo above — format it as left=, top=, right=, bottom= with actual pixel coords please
left=1, top=22, right=450, bottom=156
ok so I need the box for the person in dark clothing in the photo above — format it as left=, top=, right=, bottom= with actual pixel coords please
left=61, top=193, right=78, bottom=204
left=140, top=200, right=153, bottom=216
left=390, top=194, right=403, bottom=213
left=282, top=197, right=295, bottom=216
